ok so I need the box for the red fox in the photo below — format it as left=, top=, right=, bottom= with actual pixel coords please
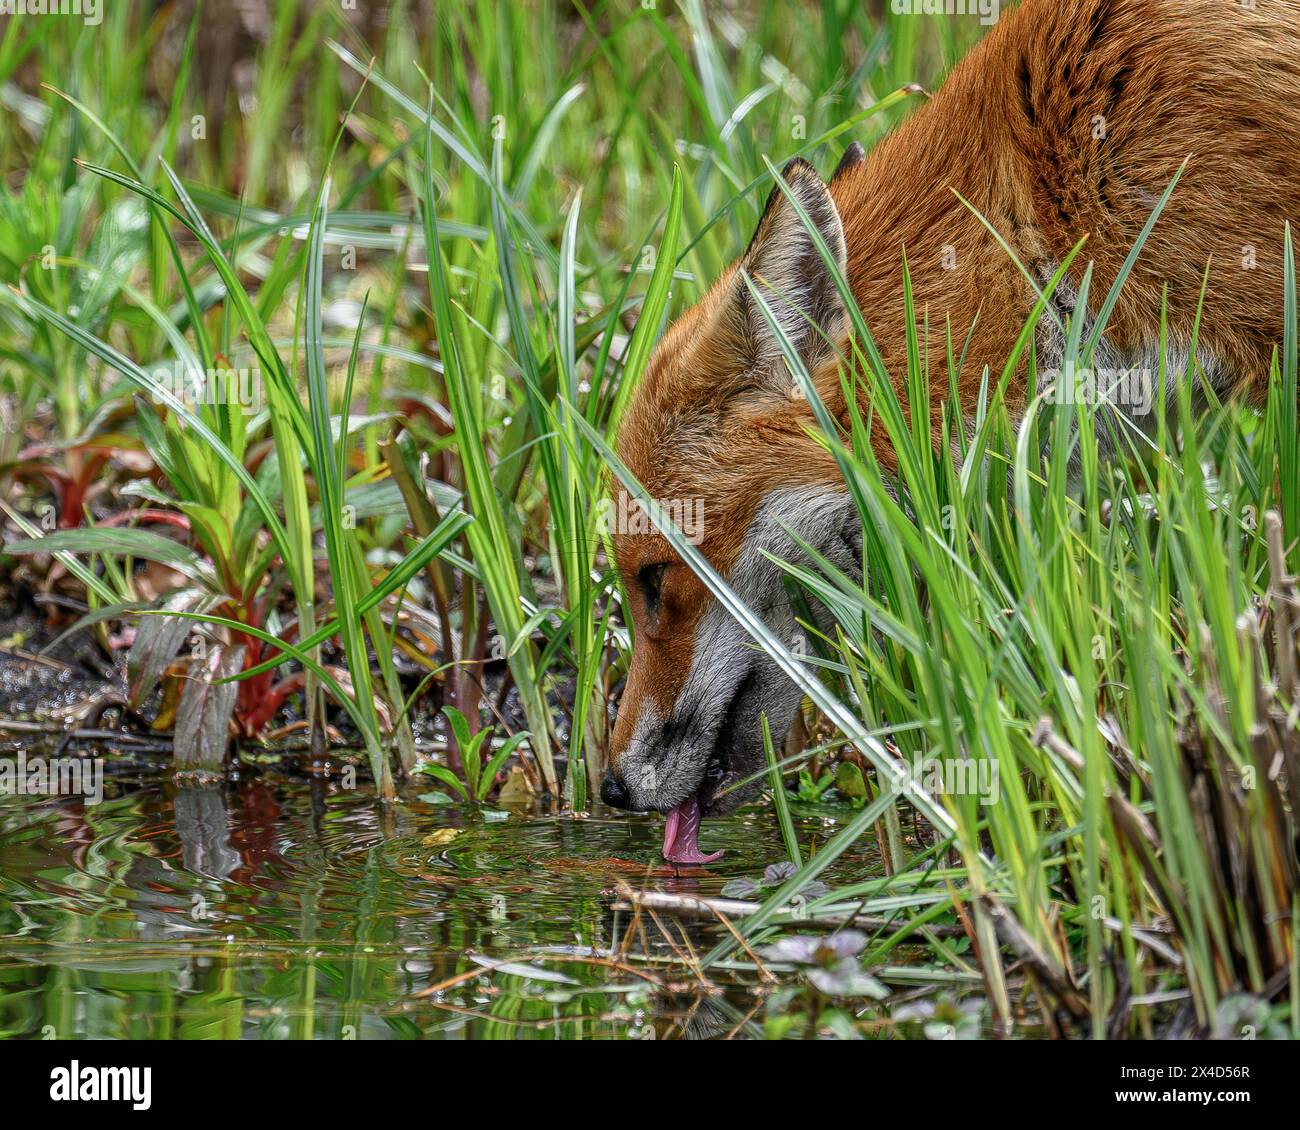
left=601, top=0, right=1300, bottom=862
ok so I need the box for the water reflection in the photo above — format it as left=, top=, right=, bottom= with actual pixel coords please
left=175, top=787, right=242, bottom=879
left=0, top=770, right=873, bottom=1039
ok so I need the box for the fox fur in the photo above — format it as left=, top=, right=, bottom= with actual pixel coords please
left=604, top=0, right=1300, bottom=818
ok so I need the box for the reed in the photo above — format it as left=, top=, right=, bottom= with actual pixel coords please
left=0, top=3, right=1292, bottom=1035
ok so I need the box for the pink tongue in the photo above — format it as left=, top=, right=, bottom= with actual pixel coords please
left=662, top=795, right=724, bottom=865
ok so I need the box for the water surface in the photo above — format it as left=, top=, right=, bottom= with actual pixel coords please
left=0, top=768, right=881, bottom=1039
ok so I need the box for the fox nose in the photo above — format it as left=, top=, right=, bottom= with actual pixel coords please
left=600, top=773, right=632, bottom=810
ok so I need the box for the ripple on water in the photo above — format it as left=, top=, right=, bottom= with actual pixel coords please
left=0, top=769, right=878, bottom=1038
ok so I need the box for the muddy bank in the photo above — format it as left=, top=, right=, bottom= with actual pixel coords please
left=0, top=601, right=143, bottom=754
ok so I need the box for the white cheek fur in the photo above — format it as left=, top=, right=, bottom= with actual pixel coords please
left=618, top=485, right=855, bottom=810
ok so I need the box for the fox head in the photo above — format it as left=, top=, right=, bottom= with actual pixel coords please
left=602, top=157, right=865, bottom=826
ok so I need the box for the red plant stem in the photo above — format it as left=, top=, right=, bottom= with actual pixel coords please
left=60, top=451, right=111, bottom=526
left=98, top=509, right=192, bottom=531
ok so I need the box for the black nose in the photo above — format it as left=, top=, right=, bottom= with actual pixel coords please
left=600, top=773, right=631, bottom=809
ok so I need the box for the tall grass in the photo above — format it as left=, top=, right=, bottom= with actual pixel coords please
left=0, top=4, right=1294, bottom=1035
left=594, top=180, right=1299, bottom=1035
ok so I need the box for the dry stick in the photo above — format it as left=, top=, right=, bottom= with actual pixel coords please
left=412, top=953, right=662, bottom=1001
left=673, top=920, right=704, bottom=971
left=624, top=891, right=656, bottom=965
left=0, top=646, right=70, bottom=672
left=614, top=888, right=964, bottom=937
left=616, top=879, right=713, bottom=988
left=711, top=909, right=777, bottom=982
left=724, top=997, right=767, bottom=1040
left=513, top=947, right=671, bottom=986
left=613, top=902, right=637, bottom=962
left=1035, top=717, right=1189, bottom=933
left=969, top=892, right=1015, bottom=1036
left=411, top=964, right=494, bottom=998
left=978, top=893, right=1091, bottom=1023
left=1266, top=511, right=1298, bottom=704
left=644, top=904, right=705, bottom=982
left=541, top=952, right=668, bottom=987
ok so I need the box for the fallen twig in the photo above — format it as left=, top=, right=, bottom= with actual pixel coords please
left=613, top=888, right=964, bottom=937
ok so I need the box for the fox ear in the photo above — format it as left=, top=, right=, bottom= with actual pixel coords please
left=737, top=159, right=848, bottom=378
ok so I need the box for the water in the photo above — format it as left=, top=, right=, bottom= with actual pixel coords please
left=0, top=768, right=883, bottom=1039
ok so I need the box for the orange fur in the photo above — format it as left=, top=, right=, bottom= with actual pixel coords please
left=610, top=0, right=1300, bottom=772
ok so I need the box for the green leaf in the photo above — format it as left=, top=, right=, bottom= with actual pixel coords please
left=174, top=644, right=245, bottom=771
left=418, top=763, right=469, bottom=803
left=478, top=731, right=530, bottom=802
left=834, top=761, right=868, bottom=800
left=6, top=527, right=209, bottom=581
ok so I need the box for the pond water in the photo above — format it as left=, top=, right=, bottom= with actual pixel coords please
left=0, top=767, right=887, bottom=1039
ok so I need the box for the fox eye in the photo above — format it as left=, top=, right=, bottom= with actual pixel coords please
left=638, top=563, right=668, bottom=616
